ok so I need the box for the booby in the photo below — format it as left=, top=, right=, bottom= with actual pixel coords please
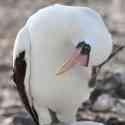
left=12, top=4, right=112, bottom=125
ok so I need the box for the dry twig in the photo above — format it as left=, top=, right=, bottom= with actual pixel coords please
left=89, top=44, right=125, bottom=87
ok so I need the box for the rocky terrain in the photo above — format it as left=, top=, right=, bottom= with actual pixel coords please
left=0, top=0, right=125, bottom=125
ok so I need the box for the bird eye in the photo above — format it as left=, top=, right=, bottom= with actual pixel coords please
left=84, top=44, right=91, bottom=52
left=82, top=44, right=91, bottom=54
left=76, top=41, right=91, bottom=54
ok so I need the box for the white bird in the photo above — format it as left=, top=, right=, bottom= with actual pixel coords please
left=12, top=4, right=112, bottom=125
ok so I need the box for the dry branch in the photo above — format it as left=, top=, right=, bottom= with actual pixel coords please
left=88, top=44, right=125, bottom=88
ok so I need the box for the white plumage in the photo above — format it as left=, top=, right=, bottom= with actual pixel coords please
left=13, top=4, right=112, bottom=125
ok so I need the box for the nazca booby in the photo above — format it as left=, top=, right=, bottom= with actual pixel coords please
left=12, top=4, right=112, bottom=125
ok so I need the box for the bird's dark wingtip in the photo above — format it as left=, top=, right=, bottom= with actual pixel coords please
left=12, top=51, right=39, bottom=125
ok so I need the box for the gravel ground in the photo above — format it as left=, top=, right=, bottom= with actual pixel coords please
left=0, top=0, right=125, bottom=125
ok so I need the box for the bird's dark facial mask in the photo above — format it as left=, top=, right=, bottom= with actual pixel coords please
left=76, top=41, right=91, bottom=66
left=56, top=41, right=91, bottom=75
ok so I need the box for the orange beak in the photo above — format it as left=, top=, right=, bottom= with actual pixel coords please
left=56, top=48, right=89, bottom=75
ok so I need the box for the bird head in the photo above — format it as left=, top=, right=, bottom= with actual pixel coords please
left=56, top=37, right=112, bottom=75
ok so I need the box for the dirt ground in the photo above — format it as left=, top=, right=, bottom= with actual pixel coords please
left=0, top=0, right=125, bottom=125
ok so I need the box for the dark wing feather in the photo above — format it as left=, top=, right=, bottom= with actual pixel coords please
left=13, top=51, right=39, bottom=125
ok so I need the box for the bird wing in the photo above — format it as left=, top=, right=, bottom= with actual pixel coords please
left=12, top=26, right=39, bottom=125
